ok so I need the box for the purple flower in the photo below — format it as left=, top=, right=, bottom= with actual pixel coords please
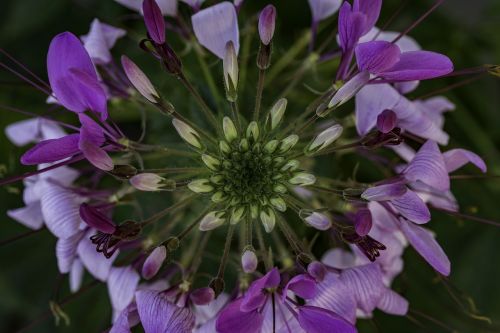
left=258, top=5, right=276, bottom=46
left=142, top=246, right=167, bottom=279
left=143, top=0, right=166, bottom=44
left=192, top=2, right=239, bottom=59
left=47, top=32, right=108, bottom=120
left=81, top=19, right=126, bottom=65
left=308, top=0, right=342, bottom=23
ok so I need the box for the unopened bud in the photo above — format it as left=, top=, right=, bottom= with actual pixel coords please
left=269, top=98, right=287, bottom=130
left=143, top=0, right=165, bottom=44
left=230, top=206, right=245, bottom=224
left=121, top=56, right=159, bottom=103
left=307, top=261, right=327, bottom=282
left=223, top=41, right=238, bottom=102
left=289, top=172, right=316, bottom=186
left=279, top=134, right=299, bottom=153
left=281, top=160, right=299, bottom=172
left=323, top=71, right=370, bottom=115
left=264, top=140, right=279, bottom=154
left=246, top=121, right=259, bottom=141
left=223, top=117, right=238, bottom=142
left=258, top=5, right=276, bottom=46
left=300, top=210, right=331, bottom=230
left=202, top=154, right=220, bottom=171
left=190, top=287, right=215, bottom=305
left=188, top=179, right=214, bottom=193
left=109, top=164, right=138, bottom=180
left=376, top=109, right=397, bottom=134
left=306, top=124, right=343, bottom=154
left=142, top=245, right=167, bottom=280
left=199, top=211, right=226, bottom=231
left=354, top=208, right=372, bottom=236
left=270, top=197, right=287, bottom=212
left=172, top=119, right=202, bottom=149
left=241, top=248, right=258, bottom=273
left=130, top=173, right=176, bottom=191
left=260, top=208, right=276, bottom=233
left=219, top=141, right=231, bottom=155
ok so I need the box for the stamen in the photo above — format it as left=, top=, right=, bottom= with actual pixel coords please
left=432, top=207, right=500, bottom=228
left=0, top=61, right=52, bottom=96
left=0, top=48, right=51, bottom=90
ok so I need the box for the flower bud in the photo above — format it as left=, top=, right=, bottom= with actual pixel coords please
left=246, top=121, right=259, bottom=141
left=241, top=249, right=258, bottom=273
left=79, top=203, right=116, bottom=234
left=219, top=140, right=231, bottom=155
left=202, top=154, right=220, bottom=171
left=306, top=124, right=343, bottom=153
left=269, top=98, right=287, bottom=130
left=354, top=208, right=372, bottom=236
left=130, top=173, right=175, bottom=191
left=143, top=0, right=166, bottom=44
left=300, top=210, right=331, bottom=230
left=323, top=71, right=370, bottom=115
left=258, top=5, right=276, bottom=46
left=279, top=134, right=299, bottom=153
left=230, top=206, right=245, bottom=224
left=190, top=287, right=215, bottom=305
left=188, top=179, right=214, bottom=193
left=109, top=164, right=138, bottom=180
left=376, top=109, right=397, bottom=134
left=223, top=117, right=238, bottom=142
left=199, top=211, right=226, bottom=231
left=211, top=191, right=227, bottom=203
left=121, top=56, right=159, bottom=103
left=270, top=197, right=287, bottom=212
left=260, top=208, right=276, bottom=233
left=307, top=261, right=327, bottom=282
left=142, top=245, right=167, bottom=280
left=289, top=172, right=316, bottom=186
left=273, top=184, right=288, bottom=194
left=223, top=41, right=238, bottom=102
left=264, top=140, right=279, bottom=154
left=172, top=118, right=202, bottom=149
left=281, top=159, right=299, bottom=172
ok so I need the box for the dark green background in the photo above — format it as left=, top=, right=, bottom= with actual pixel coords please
left=1, top=0, right=499, bottom=332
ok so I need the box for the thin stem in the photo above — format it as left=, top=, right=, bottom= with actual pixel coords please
left=415, top=73, right=486, bottom=100
left=142, top=167, right=205, bottom=174
left=255, top=220, right=271, bottom=271
left=177, top=204, right=213, bottom=241
left=432, top=207, right=500, bottom=228
left=216, top=224, right=235, bottom=279
left=141, top=194, right=195, bottom=226
left=230, top=101, right=242, bottom=132
left=0, top=228, right=45, bottom=247
left=254, top=69, right=266, bottom=121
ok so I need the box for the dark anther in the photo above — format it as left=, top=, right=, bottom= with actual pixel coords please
left=90, top=221, right=142, bottom=259
left=362, top=128, right=403, bottom=149
left=342, top=232, right=386, bottom=262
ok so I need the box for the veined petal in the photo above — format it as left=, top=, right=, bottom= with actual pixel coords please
left=379, top=51, right=453, bottom=81
left=443, top=149, right=487, bottom=173
left=240, top=267, right=279, bottom=312
left=20, top=134, right=80, bottom=165
left=308, top=0, right=342, bottom=23
left=56, top=232, right=84, bottom=273
left=297, top=306, right=357, bottom=333
left=355, top=41, right=401, bottom=74
left=79, top=139, right=114, bottom=171
left=339, top=263, right=385, bottom=313
left=282, top=274, right=317, bottom=302
left=391, top=189, right=431, bottom=224
left=377, top=289, right=408, bottom=315
left=362, top=183, right=407, bottom=201
left=400, top=218, right=450, bottom=276
left=7, top=202, right=44, bottom=230
left=70, top=258, right=85, bottom=292
left=136, top=290, right=195, bottom=333
left=108, top=266, right=140, bottom=312
left=338, top=2, right=366, bottom=52
left=192, top=2, right=239, bottom=59
left=321, top=248, right=356, bottom=269
left=404, top=140, right=449, bottom=191
left=77, top=232, right=118, bottom=281
left=216, top=298, right=264, bottom=333
left=353, top=0, right=382, bottom=34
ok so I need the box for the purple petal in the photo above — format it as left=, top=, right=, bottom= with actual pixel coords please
left=443, top=149, right=487, bottom=173
left=355, top=83, right=401, bottom=135
left=40, top=181, right=84, bottom=238
left=56, top=232, right=84, bottom=273
left=355, top=41, right=401, bottom=74
left=79, top=139, right=114, bottom=171
left=258, top=5, right=276, bottom=45
left=81, top=19, right=126, bottom=64
left=7, top=202, right=44, bottom=230
left=339, top=263, right=385, bottom=313
left=136, top=290, right=195, bottom=333
left=110, top=308, right=133, bottom=333
left=192, top=2, right=239, bottom=59
left=115, top=0, right=177, bottom=16
left=379, top=51, right=453, bottom=81
left=143, top=0, right=166, bottom=44
left=282, top=274, right=317, bottom=302
left=189, top=287, right=215, bottom=306
left=308, top=0, right=342, bottom=23
left=216, top=298, right=264, bottom=333
left=367, top=202, right=400, bottom=232
left=354, top=209, right=372, bottom=236
left=321, top=248, right=355, bottom=269
left=108, top=266, right=140, bottom=312
left=70, top=258, right=85, bottom=292
left=142, top=246, right=167, bottom=280
left=338, top=2, right=366, bottom=52
left=79, top=203, right=116, bottom=233
left=5, top=118, right=66, bottom=146
left=297, top=306, right=357, bottom=333
left=47, top=32, right=107, bottom=117
left=404, top=140, right=449, bottom=191
left=362, top=183, right=407, bottom=201
left=20, top=134, right=80, bottom=165
left=376, top=109, right=397, bottom=133
left=353, top=0, right=382, bottom=34
left=240, top=267, right=279, bottom=312
left=307, top=261, right=327, bottom=282
left=377, top=289, right=408, bottom=315
left=391, top=189, right=431, bottom=224
left=400, top=219, right=450, bottom=276
left=77, top=232, right=118, bottom=281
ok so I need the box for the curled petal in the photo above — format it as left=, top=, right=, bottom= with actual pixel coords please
left=240, top=267, right=279, bottom=312
left=282, top=274, right=317, bottom=302
left=338, top=3, right=366, bottom=52
left=377, top=289, right=408, bottom=316
left=20, top=134, right=80, bottom=165
left=108, top=266, right=140, bottom=312
left=56, top=232, right=84, bottom=273
left=404, top=140, right=449, bottom=191
left=362, top=183, right=407, bottom=201
left=443, top=149, right=487, bottom=173
left=79, top=203, right=116, bottom=233
left=379, top=51, right=453, bottom=81
left=353, top=0, right=382, bottom=34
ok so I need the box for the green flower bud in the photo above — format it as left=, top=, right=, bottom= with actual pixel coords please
left=264, top=140, right=279, bottom=154
left=199, top=211, right=226, bottom=231
left=260, top=208, right=276, bottom=233
left=230, top=206, right=245, bottom=224
left=219, top=141, right=231, bottom=155
left=188, top=179, right=214, bottom=193
left=269, top=98, right=287, bottom=130
left=246, top=121, right=259, bottom=141
left=289, top=172, right=316, bottom=186
left=202, top=154, right=220, bottom=171
left=223, top=41, right=238, bottom=102
left=307, top=124, right=343, bottom=154
left=279, top=134, right=299, bottom=153
left=172, top=119, right=202, bottom=149
left=281, top=160, right=300, bottom=172
left=270, top=197, right=287, bottom=212
left=223, top=117, right=238, bottom=143
left=211, top=191, right=227, bottom=203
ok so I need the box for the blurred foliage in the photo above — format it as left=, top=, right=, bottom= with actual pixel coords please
left=0, top=0, right=499, bottom=332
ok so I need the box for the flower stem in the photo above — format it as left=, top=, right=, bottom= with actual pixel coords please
left=253, top=68, right=266, bottom=121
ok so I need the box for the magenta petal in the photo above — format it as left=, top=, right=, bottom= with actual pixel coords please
left=338, top=2, right=366, bottom=52
left=355, top=41, right=401, bottom=74
left=79, top=203, right=116, bottom=233
left=135, top=290, right=195, bottom=333
left=400, top=218, right=451, bottom=276
left=192, top=2, right=239, bottom=59
left=379, top=51, right=453, bottom=81
left=79, top=139, right=114, bottom=171
left=240, top=267, right=279, bottom=312
left=216, top=298, right=264, bottom=333
left=47, top=32, right=107, bottom=117
left=142, top=246, right=167, bottom=280
left=443, top=149, right=487, bottom=173
left=282, top=274, right=317, bottom=302
left=189, top=287, right=215, bottom=306
left=391, top=189, right=430, bottom=224
left=353, top=0, right=382, bottom=34
left=354, top=208, right=372, bottom=236
left=143, top=0, right=166, bottom=44
left=297, top=306, right=357, bottom=333
left=376, top=109, right=397, bottom=133
left=362, top=183, right=407, bottom=201
left=404, top=140, right=449, bottom=191
left=20, top=134, right=80, bottom=165
left=108, top=266, right=140, bottom=312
